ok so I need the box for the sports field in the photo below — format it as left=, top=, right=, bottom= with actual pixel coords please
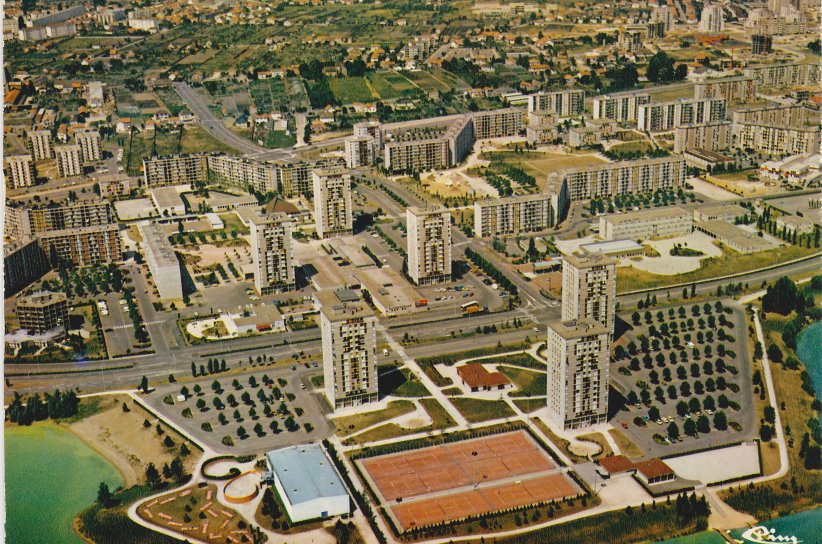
left=358, top=430, right=580, bottom=531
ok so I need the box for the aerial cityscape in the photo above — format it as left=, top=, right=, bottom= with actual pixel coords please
left=2, top=0, right=820, bottom=543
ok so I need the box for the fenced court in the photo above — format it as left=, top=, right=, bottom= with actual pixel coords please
left=391, top=472, right=580, bottom=531
left=358, top=430, right=580, bottom=532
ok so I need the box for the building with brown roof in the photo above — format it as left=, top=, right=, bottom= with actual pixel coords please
left=456, top=363, right=511, bottom=392
left=635, top=459, right=676, bottom=484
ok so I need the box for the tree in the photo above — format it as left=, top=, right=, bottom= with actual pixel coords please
left=714, top=411, right=728, bottom=430
left=697, top=415, right=710, bottom=434
left=760, top=424, right=774, bottom=442
left=646, top=51, right=677, bottom=82
left=764, top=406, right=776, bottom=425
left=139, top=376, right=149, bottom=394
left=762, top=277, right=803, bottom=315
left=649, top=406, right=661, bottom=421
left=145, top=463, right=162, bottom=489
left=684, top=419, right=697, bottom=437
left=97, top=482, right=117, bottom=507
left=667, top=422, right=680, bottom=439
left=767, top=344, right=783, bottom=364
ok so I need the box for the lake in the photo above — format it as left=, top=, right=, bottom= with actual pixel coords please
left=5, top=424, right=124, bottom=544
left=797, top=320, right=822, bottom=422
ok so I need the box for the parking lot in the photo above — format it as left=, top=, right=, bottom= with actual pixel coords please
left=144, top=362, right=332, bottom=455
left=98, top=292, right=141, bottom=357
left=610, top=299, right=756, bottom=457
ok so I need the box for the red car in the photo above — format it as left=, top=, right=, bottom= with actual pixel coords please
left=621, top=422, right=629, bottom=429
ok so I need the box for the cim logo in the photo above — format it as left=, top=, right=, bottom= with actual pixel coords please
left=737, top=526, right=802, bottom=544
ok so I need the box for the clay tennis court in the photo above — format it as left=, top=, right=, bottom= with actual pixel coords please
left=391, top=472, right=580, bottom=531
left=360, top=430, right=556, bottom=502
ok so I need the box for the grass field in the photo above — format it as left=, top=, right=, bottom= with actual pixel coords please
left=498, top=366, right=546, bottom=397
left=449, top=398, right=515, bottom=424
left=333, top=400, right=415, bottom=436
left=123, top=126, right=240, bottom=176
left=329, top=77, right=376, bottom=104
left=265, top=130, right=296, bottom=148
left=481, top=150, right=608, bottom=188
left=513, top=398, right=545, bottom=413
left=616, top=246, right=820, bottom=293
left=608, top=140, right=655, bottom=154
left=419, top=398, right=456, bottom=429
left=367, top=71, right=419, bottom=99
left=531, top=417, right=586, bottom=464
left=608, top=429, right=644, bottom=459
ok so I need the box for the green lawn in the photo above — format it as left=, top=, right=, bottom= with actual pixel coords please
left=265, top=130, right=296, bottom=149
left=380, top=366, right=430, bottom=397
left=471, top=352, right=545, bottom=370
left=328, top=77, right=375, bottom=104
left=333, top=400, right=415, bottom=436
left=419, top=398, right=455, bottom=429
left=617, top=245, right=820, bottom=293
left=218, top=213, right=250, bottom=235
left=367, top=71, right=418, bottom=99
left=513, top=398, right=545, bottom=413
left=449, top=398, right=515, bottom=424
left=498, top=366, right=546, bottom=397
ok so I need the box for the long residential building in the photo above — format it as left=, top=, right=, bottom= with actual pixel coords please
left=744, top=63, right=821, bottom=89
left=382, top=114, right=474, bottom=172
left=207, top=154, right=279, bottom=194
left=548, top=156, right=687, bottom=221
left=406, top=206, right=452, bottom=286
left=318, top=289, right=379, bottom=409
left=592, top=90, right=652, bottom=122
left=731, top=104, right=819, bottom=127
left=674, top=121, right=733, bottom=153
left=249, top=212, right=296, bottom=294
left=143, top=154, right=210, bottom=188
left=138, top=222, right=183, bottom=300
left=16, top=291, right=69, bottom=335
left=471, top=108, right=524, bottom=139
left=275, top=158, right=345, bottom=198
left=473, top=193, right=555, bottom=237
left=637, top=98, right=727, bottom=132
left=4, top=239, right=50, bottom=297
left=313, top=167, right=353, bottom=239
left=36, top=224, right=122, bottom=266
left=4, top=154, right=36, bottom=188
left=546, top=319, right=611, bottom=430
left=527, top=89, right=585, bottom=117
left=599, top=207, right=693, bottom=241
left=23, top=200, right=115, bottom=235
left=693, top=76, right=757, bottom=104
left=732, top=123, right=820, bottom=156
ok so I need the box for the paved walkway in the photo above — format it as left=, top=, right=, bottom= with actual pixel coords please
left=377, top=323, right=469, bottom=427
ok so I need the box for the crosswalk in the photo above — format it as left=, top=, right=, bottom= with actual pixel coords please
left=108, top=319, right=168, bottom=330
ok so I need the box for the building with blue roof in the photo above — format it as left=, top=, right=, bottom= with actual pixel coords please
left=265, top=443, right=351, bottom=522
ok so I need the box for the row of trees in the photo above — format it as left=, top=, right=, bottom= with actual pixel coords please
left=6, top=390, right=80, bottom=425
left=464, top=247, right=518, bottom=296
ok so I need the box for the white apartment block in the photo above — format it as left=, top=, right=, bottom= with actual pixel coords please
left=407, top=206, right=452, bottom=285
left=549, top=156, right=687, bottom=204
left=5, top=154, right=36, bottom=188
left=353, top=120, right=383, bottom=151
left=143, top=154, right=209, bottom=188
left=698, top=4, right=725, bottom=32
left=561, top=252, right=617, bottom=332
left=55, top=144, right=83, bottom=177
left=382, top=115, right=474, bottom=172
left=75, top=129, right=102, bottom=162
left=471, top=108, right=525, bottom=139
left=693, top=76, right=757, bottom=104
left=207, top=155, right=279, bottom=194
left=674, top=121, right=732, bottom=153
left=28, top=129, right=53, bottom=160
left=318, top=289, right=379, bottom=409
left=527, top=89, right=585, bottom=117
left=344, top=135, right=376, bottom=168
left=474, top=194, right=554, bottom=237
left=592, top=91, right=652, bottom=122
left=546, top=319, right=611, bottom=430
left=249, top=213, right=296, bottom=295
left=599, top=207, right=693, bottom=241
left=313, top=167, right=353, bottom=239
left=138, top=223, right=183, bottom=300
left=732, top=124, right=820, bottom=156
left=637, top=98, right=727, bottom=132
left=744, top=63, right=821, bottom=89
left=745, top=7, right=808, bottom=35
